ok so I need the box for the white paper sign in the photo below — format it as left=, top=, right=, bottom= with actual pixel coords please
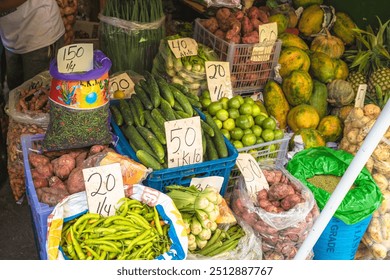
left=109, top=72, right=135, bottom=98
left=167, top=38, right=198, bottom=59
left=57, top=43, right=94, bottom=73
left=165, top=116, right=203, bottom=168
left=190, top=176, right=224, bottom=193
left=236, top=153, right=269, bottom=196
left=355, top=84, right=367, bottom=108
left=205, top=61, right=233, bottom=101
left=251, top=22, right=278, bottom=62
left=82, top=163, right=125, bottom=217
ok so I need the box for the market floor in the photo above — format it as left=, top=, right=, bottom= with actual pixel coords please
left=0, top=178, right=39, bottom=260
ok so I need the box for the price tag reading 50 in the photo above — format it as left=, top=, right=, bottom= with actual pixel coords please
left=167, top=38, right=198, bottom=59
left=57, top=43, right=94, bottom=73
left=83, top=163, right=125, bottom=217
left=236, top=153, right=269, bottom=197
left=165, top=116, right=203, bottom=168
left=205, top=61, right=233, bottom=102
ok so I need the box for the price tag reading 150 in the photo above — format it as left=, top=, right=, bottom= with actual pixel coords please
left=236, top=153, right=269, bottom=197
left=167, top=38, right=198, bottom=59
left=83, top=163, right=125, bottom=217
left=165, top=116, right=203, bottom=168
left=57, top=43, right=94, bottom=73
left=205, top=61, right=233, bottom=102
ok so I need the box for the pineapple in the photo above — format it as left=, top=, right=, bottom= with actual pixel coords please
left=343, top=17, right=390, bottom=108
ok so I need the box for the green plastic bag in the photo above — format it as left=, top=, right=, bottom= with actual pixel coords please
left=286, top=147, right=383, bottom=225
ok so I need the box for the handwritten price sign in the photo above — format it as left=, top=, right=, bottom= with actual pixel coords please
left=168, top=38, right=198, bottom=59
left=251, top=22, right=278, bottom=62
left=109, top=72, right=135, bottom=98
left=83, top=163, right=125, bottom=217
left=236, top=153, right=269, bottom=197
left=165, top=116, right=203, bottom=168
left=205, top=61, right=233, bottom=101
left=190, top=176, right=224, bottom=193
left=57, top=43, right=94, bottom=73
left=355, top=84, right=367, bottom=108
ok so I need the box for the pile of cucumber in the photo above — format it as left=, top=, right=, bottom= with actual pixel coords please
left=110, top=72, right=229, bottom=170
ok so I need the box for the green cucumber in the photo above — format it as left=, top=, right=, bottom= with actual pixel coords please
left=205, top=133, right=219, bottom=160
left=136, top=150, right=164, bottom=170
left=155, top=75, right=175, bottom=107
left=170, top=85, right=193, bottom=116
left=122, top=125, right=156, bottom=158
left=127, top=98, right=141, bottom=127
left=136, top=126, right=165, bottom=163
left=200, top=119, right=215, bottom=137
left=204, top=113, right=228, bottom=158
left=160, top=98, right=176, bottom=121
left=172, top=100, right=184, bottom=112
left=151, top=108, right=167, bottom=130
left=172, top=82, right=200, bottom=101
left=134, top=83, right=153, bottom=110
left=131, top=95, right=145, bottom=126
left=118, top=99, right=134, bottom=126
left=173, top=110, right=191, bottom=119
left=144, top=72, right=161, bottom=108
left=144, top=110, right=166, bottom=145
left=110, top=104, right=123, bottom=126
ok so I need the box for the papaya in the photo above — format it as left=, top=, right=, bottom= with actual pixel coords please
left=309, top=80, right=328, bottom=119
left=298, top=4, right=324, bottom=37
left=332, top=12, right=357, bottom=45
left=289, top=128, right=326, bottom=150
left=263, top=80, right=290, bottom=129
left=287, top=104, right=320, bottom=132
left=309, top=51, right=335, bottom=83
left=317, top=115, right=343, bottom=142
left=278, top=32, right=309, bottom=50
left=278, top=46, right=310, bottom=78
left=292, top=0, right=323, bottom=8
left=271, top=3, right=299, bottom=28
left=282, top=70, right=313, bottom=106
left=268, top=13, right=289, bottom=34
left=333, top=58, right=349, bottom=80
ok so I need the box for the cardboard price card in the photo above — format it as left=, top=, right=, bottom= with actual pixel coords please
left=57, top=43, right=94, bottom=73
left=190, top=176, right=224, bottom=193
left=236, top=153, right=269, bottom=197
left=251, top=22, right=278, bottom=62
left=165, top=116, right=203, bottom=168
left=355, top=84, right=367, bottom=108
left=109, top=72, right=135, bottom=98
left=82, top=163, right=125, bottom=217
left=167, top=38, right=198, bottom=59
left=205, top=61, right=233, bottom=101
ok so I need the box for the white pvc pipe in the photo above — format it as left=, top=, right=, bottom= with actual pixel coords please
left=294, top=100, right=390, bottom=260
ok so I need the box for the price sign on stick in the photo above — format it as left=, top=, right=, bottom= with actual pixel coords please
left=355, top=84, right=367, bottom=108
left=236, top=153, right=269, bottom=197
left=83, top=163, right=125, bottom=217
left=109, top=72, right=135, bottom=98
left=190, top=176, right=224, bottom=192
left=165, top=116, right=203, bottom=168
left=205, top=61, right=233, bottom=101
left=167, top=38, right=198, bottom=59
left=57, top=43, right=94, bottom=73
left=251, top=22, right=278, bottom=62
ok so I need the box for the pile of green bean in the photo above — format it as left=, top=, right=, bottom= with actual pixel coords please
left=100, top=0, right=165, bottom=74
left=60, top=198, right=171, bottom=260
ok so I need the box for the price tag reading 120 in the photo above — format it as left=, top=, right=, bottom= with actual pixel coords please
left=167, top=38, right=198, bottom=59
left=83, top=163, right=125, bottom=217
left=165, top=116, right=203, bottom=168
left=236, top=153, right=269, bottom=196
left=57, top=43, right=94, bottom=73
left=205, top=61, right=233, bottom=102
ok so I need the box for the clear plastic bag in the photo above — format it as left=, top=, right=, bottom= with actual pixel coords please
left=204, top=0, right=242, bottom=8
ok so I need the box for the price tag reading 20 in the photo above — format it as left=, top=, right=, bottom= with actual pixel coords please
left=165, top=116, right=203, bottom=168
left=167, top=38, right=198, bottom=59
left=83, top=163, right=125, bottom=217
left=236, top=153, right=269, bottom=197
left=57, top=43, right=94, bottom=73
left=205, top=61, right=233, bottom=102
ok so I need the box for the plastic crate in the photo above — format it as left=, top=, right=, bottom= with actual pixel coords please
left=193, top=18, right=282, bottom=95
left=225, top=133, right=292, bottom=200
left=112, top=120, right=238, bottom=195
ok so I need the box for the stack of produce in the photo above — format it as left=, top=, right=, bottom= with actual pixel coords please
left=166, top=185, right=245, bottom=257
left=60, top=197, right=171, bottom=260
left=56, top=0, right=78, bottom=45
left=99, top=0, right=165, bottom=74
left=110, top=72, right=230, bottom=170
left=152, top=34, right=219, bottom=96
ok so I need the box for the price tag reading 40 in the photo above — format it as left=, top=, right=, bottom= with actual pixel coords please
left=167, top=38, right=198, bottom=59
left=205, top=61, right=233, bottom=102
left=165, top=116, right=203, bottom=168
left=109, top=72, right=135, bottom=98
left=57, top=43, right=94, bottom=73
left=251, top=22, right=278, bottom=62
left=236, top=153, right=269, bottom=196
left=83, top=163, right=125, bottom=217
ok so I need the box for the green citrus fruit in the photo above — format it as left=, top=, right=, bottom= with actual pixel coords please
left=232, top=140, right=244, bottom=149
left=216, top=109, right=229, bottom=121
left=220, top=128, right=230, bottom=140
left=222, top=118, right=236, bottom=131
left=219, top=97, right=229, bottom=109
left=242, top=133, right=257, bottom=146
left=243, top=96, right=255, bottom=105
left=235, top=115, right=252, bottom=130
left=230, top=127, right=244, bottom=140
left=228, top=108, right=240, bottom=119
left=255, top=114, right=267, bottom=126
left=251, top=125, right=263, bottom=137
left=208, top=101, right=223, bottom=116
left=239, top=103, right=253, bottom=115
left=243, top=128, right=253, bottom=135
left=213, top=118, right=223, bottom=129
left=228, top=96, right=241, bottom=109
left=262, top=117, right=277, bottom=130
left=274, top=129, right=285, bottom=140
left=261, top=128, right=275, bottom=142
left=201, top=98, right=211, bottom=109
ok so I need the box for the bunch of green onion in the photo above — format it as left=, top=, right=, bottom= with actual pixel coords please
left=166, top=185, right=225, bottom=251
left=100, top=0, right=165, bottom=74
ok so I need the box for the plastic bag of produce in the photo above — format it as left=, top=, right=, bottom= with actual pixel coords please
left=203, top=0, right=242, bottom=8
left=230, top=165, right=319, bottom=260
left=46, top=184, right=188, bottom=260
left=286, top=146, right=383, bottom=225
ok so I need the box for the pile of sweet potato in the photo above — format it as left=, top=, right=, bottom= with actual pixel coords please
left=28, top=144, right=112, bottom=206
left=200, top=6, right=270, bottom=44
left=231, top=167, right=319, bottom=260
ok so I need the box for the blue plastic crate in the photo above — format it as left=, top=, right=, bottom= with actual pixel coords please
left=112, top=120, right=238, bottom=195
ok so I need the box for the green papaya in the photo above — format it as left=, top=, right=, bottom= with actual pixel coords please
left=309, top=51, right=335, bottom=83
left=309, top=80, right=328, bottom=119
